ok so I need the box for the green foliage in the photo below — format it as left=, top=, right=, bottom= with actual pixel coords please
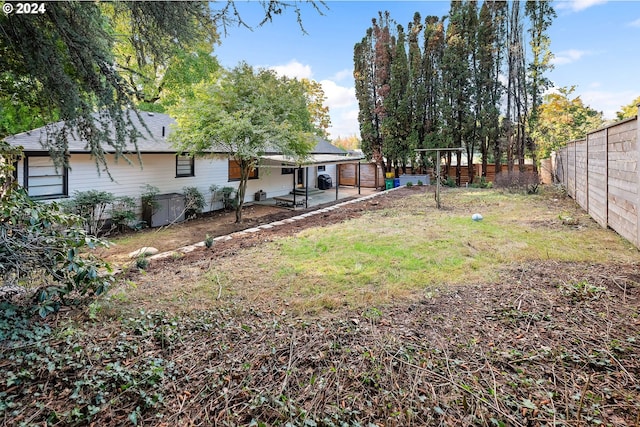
left=1, top=1, right=325, bottom=170
left=63, top=190, right=116, bottom=236
left=470, top=176, right=492, bottom=189
left=406, top=182, right=413, bottom=188
left=170, top=62, right=316, bottom=223
left=140, top=184, right=161, bottom=215
left=110, top=196, right=138, bottom=232
left=417, top=180, right=424, bottom=186
left=0, top=187, right=113, bottom=317
left=560, top=280, right=606, bottom=301
left=182, top=186, right=205, bottom=219
left=136, top=255, right=149, bottom=271
left=0, top=310, right=176, bottom=424
left=221, top=187, right=237, bottom=211
left=205, top=234, right=214, bottom=249
left=531, top=86, right=605, bottom=159
left=444, top=177, right=457, bottom=188
left=615, top=95, right=640, bottom=121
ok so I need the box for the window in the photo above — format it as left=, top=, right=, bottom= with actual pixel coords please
left=228, top=159, right=258, bottom=181
left=281, top=164, right=295, bottom=175
left=176, top=155, right=194, bottom=177
left=318, top=165, right=326, bottom=172
left=24, top=155, right=68, bottom=199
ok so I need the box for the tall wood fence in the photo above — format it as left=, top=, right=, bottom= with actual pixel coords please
left=554, top=112, right=640, bottom=248
left=338, top=163, right=385, bottom=188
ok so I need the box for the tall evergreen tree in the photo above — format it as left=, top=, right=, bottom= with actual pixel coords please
left=505, top=1, right=528, bottom=172
left=419, top=15, right=446, bottom=171
left=383, top=25, right=412, bottom=174
left=354, top=12, right=394, bottom=178
left=525, top=0, right=556, bottom=171
left=476, top=1, right=506, bottom=178
left=440, top=1, right=473, bottom=184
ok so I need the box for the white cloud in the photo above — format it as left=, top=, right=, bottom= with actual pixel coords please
left=327, top=108, right=360, bottom=140
left=264, top=60, right=360, bottom=140
left=629, top=18, right=640, bottom=27
left=551, top=49, right=589, bottom=65
left=555, top=0, right=608, bottom=12
left=320, top=79, right=359, bottom=139
left=332, top=69, right=353, bottom=82
left=320, top=79, right=356, bottom=110
left=269, top=60, right=313, bottom=80
left=576, top=88, right=637, bottom=119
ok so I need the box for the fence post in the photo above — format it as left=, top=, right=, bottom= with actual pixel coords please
left=605, top=127, right=609, bottom=229
left=586, top=134, right=589, bottom=215
left=636, top=105, right=640, bottom=247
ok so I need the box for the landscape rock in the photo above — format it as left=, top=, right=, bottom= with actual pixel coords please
left=128, top=247, right=159, bottom=259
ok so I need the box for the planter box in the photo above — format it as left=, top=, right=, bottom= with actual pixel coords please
left=398, top=174, right=430, bottom=186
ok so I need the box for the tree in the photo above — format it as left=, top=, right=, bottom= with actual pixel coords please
left=0, top=1, right=326, bottom=169
left=301, top=78, right=332, bottom=138
left=440, top=1, right=474, bottom=184
left=475, top=1, right=505, bottom=178
left=532, top=86, right=604, bottom=159
left=170, top=63, right=316, bottom=223
left=382, top=25, right=412, bottom=174
left=354, top=12, right=394, bottom=178
left=525, top=0, right=556, bottom=172
left=333, top=135, right=361, bottom=151
left=616, top=95, right=640, bottom=120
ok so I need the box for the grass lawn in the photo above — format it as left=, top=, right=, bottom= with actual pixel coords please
left=118, top=186, right=637, bottom=315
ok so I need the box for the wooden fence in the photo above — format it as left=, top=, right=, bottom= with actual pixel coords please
left=338, top=163, right=385, bottom=188
left=340, top=162, right=536, bottom=188
left=554, top=111, right=640, bottom=247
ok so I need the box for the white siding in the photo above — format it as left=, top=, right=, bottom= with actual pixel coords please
left=15, top=154, right=334, bottom=214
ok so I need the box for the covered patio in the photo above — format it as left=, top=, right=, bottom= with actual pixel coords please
left=258, top=153, right=370, bottom=209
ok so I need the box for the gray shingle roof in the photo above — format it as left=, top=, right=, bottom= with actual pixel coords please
left=4, top=111, right=347, bottom=156
left=5, top=111, right=178, bottom=153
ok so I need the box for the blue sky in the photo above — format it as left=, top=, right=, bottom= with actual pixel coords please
left=214, top=1, right=640, bottom=140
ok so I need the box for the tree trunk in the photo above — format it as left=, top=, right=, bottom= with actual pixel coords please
left=235, top=159, right=253, bottom=224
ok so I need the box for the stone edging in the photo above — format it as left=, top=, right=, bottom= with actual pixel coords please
left=148, top=186, right=404, bottom=261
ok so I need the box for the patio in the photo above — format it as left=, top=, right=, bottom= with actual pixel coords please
left=254, top=185, right=379, bottom=210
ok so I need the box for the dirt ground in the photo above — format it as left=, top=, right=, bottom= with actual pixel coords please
left=101, top=187, right=409, bottom=263
left=3, top=186, right=640, bottom=426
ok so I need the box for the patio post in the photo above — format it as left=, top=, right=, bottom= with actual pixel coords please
left=293, top=167, right=297, bottom=207
left=335, top=164, right=339, bottom=200
left=305, top=166, right=309, bottom=208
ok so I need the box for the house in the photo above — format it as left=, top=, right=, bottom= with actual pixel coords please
left=4, top=111, right=364, bottom=221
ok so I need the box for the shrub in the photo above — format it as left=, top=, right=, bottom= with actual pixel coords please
left=470, top=176, right=492, bottom=189
left=110, top=196, right=138, bottom=232
left=64, top=190, right=115, bottom=235
left=221, top=186, right=237, bottom=211
left=0, top=187, right=113, bottom=317
left=183, top=186, right=205, bottom=218
left=406, top=182, right=413, bottom=188
left=444, top=177, right=457, bottom=187
left=494, top=171, right=539, bottom=194
left=417, top=180, right=423, bottom=186
left=141, top=184, right=160, bottom=214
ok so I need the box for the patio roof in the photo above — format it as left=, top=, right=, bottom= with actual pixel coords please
left=260, top=153, right=365, bottom=167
